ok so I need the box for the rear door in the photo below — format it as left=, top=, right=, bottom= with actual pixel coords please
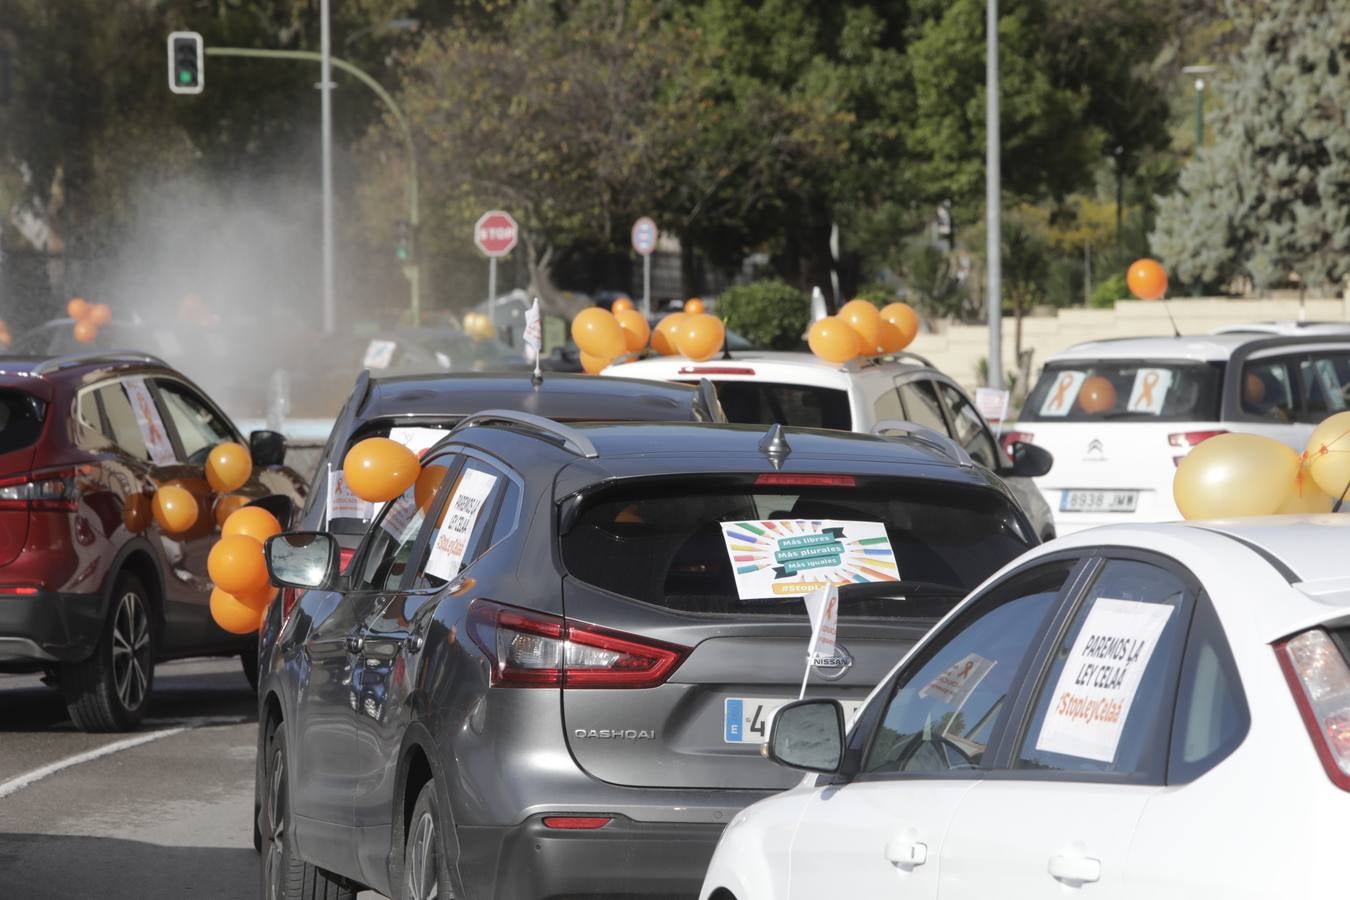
left=0, top=385, right=51, bottom=566
left=557, top=471, right=1035, bottom=790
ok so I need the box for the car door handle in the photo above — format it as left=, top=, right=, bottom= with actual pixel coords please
left=884, top=837, right=928, bottom=868
left=1048, top=854, right=1101, bottom=885
left=345, top=635, right=364, bottom=654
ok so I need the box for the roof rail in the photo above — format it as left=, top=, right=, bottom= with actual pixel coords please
left=451, top=409, right=599, bottom=459
left=33, top=350, right=168, bottom=376
left=870, top=419, right=974, bottom=468
left=855, top=349, right=935, bottom=369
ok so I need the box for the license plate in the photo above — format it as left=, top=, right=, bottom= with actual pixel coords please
left=724, top=697, right=864, bottom=744
left=1059, top=489, right=1139, bottom=513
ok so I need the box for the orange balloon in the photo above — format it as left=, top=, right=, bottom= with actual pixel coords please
left=213, top=494, right=250, bottom=527
left=651, top=313, right=687, bottom=356
left=611, top=297, right=634, bottom=313
left=343, top=437, right=420, bottom=503
left=89, top=303, right=112, bottom=325
left=223, top=506, right=281, bottom=544
left=210, top=587, right=263, bottom=635
left=877, top=320, right=906, bottom=353
left=208, top=534, right=268, bottom=595
left=1077, top=376, right=1118, bottom=414
left=123, top=493, right=151, bottom=534
left=72, top=319, right=98, bottom=344
left=1127, top=258, right=1168, bottom=301
left=684, top=298, right=706, bottom=315
left=580, top=351, right=612, bottom=374
left=67, top=298, right=90, bottom=320
left=880, top=303, right=920, bottom=350
left=415, top=464, right=449, bottom=512
left=571, top=308, right=627, bottom=360
left=152, top=484, right=199, bottom=533
left=235, top=582, right=278, bottom=612
left=675, top=313, right=725, bottom=362
left=808, top=316, right=862, bottom=364
left=839, top=300, right=882, bottom=354
left=615, top=308, right=651, bottom=353
left=205, top=442, right=253, bottom=493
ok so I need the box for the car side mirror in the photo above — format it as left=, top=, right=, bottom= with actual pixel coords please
left=250, top=429, right=287, bottom=467
left=265, top=531, right=339, bottom=590
left=765, top=698, right=844, bottom=774
left=1004, top=441, right=1053, bottom=478
left=247, top=494, right=295, bottom=531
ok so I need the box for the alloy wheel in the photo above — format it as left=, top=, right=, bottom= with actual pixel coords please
left=110, top=590, right=150, bottom=711
left=264, top=746, right=286, bottom=900
left=405, top=810, right=440, bottom=900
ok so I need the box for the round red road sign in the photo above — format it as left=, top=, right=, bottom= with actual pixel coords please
left=474, top=211, right=518, bottom=257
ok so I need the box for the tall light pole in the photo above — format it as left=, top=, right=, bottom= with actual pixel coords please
left=319, top=0, right=335, bottom=334
left=1182, top=65, right=1216, bottom=150
left=985, top=0, right=1002, bottom=390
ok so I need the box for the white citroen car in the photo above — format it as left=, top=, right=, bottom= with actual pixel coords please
left=607, top=351, right=1057, bottom=539
left=1011, top=333, right=1350, bottom=534
left=700, top=516, right=1350, bottom=900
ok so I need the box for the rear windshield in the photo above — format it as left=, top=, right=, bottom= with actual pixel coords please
left=683, top=381, right=851, bottom=430
left=560, top=477, right=1031, bottom=619
left=1021, top=361, right=1223, bottom=422
left=0, top=390, right=45, bottom=454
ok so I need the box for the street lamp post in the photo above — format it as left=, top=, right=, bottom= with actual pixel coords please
left=320, top=0, right=334, bottom=334
left=1182, top=65, right=1216, bottom=149
left=985, top=0, right=1002, bottom=390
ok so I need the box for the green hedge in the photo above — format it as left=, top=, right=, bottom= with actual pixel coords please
left=717, top=280, right=810, bottom=350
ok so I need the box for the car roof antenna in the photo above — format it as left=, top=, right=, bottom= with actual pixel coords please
left=1332, top=477, right=1350, bottom=514
left=758, top=423, right=791, bottom=469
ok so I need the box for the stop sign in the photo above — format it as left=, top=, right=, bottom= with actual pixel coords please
left=474, top=211, right=518, bottom=257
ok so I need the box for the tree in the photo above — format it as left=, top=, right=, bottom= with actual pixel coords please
left=1152, top=0, right=1350, bottom=291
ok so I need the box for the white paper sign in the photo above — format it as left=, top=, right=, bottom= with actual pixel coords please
left=1035, top=598, right=1174, bottom=762
left=1038, top=371, right=1086, bottom=418
left=919, top=652, right=996, bottom=709
left=363, top=339, right=397, bottom=370
left=720, top=519, right=898, bottom=600
left=425, top=469, right=498, bottom=580
left=1126, top=368, right=1174, bottom=415
left=123, top=376, right=177, bottom=465
left=974, top=387, right=1011, bottom=423
left=388, top=426, right=448, bottom=459
left=523, top=297, right=542, bottom=361
left=326, top=466, right=375, bottom=524
left=379, top=493, right=418, bottom=539
left=803, top=584, right=839, bottom=660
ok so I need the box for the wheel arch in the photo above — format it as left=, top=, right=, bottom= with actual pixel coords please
left=388, top=723, right=454, bottom=892
left=107, top=539, right=166, bottom=629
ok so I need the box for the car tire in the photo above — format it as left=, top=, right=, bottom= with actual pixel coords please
left=401, top=780, right=453, bottom=900
left=62, top=573, right=155, bottom=732
left=241, top=640, right=260, bottom=693
left=260, top=720, right=356, bottom=900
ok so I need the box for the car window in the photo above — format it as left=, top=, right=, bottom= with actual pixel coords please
left=873, top=386, right=904, bottom=423
left=713, top=381, right=852, bottom=430
left=936, top=382, right=999, bottom=468
left=354, top=481, right=433, bottom=593
left=1299, top=352, right=1350, bottom=419
left=896, top=380, right=947, bottom=433
left=1014, top=558, right=1192, bottom=781
left=153, top=379, right=234, bottom=462
left=0, top=390, right=46, bottom=455
left=96, top=383, right=150, bottom=461
left=1168, top=595, right=1249, bottom=783
left=403, top=457, right=510, bottom=592
left=1240, top=358, right=1296, bottom=422
left=861, top=560, right=1073, bottom=775
left=1021, top=361, right=1224, bottom=422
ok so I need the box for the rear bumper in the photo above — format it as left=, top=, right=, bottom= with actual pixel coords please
left=0, top=588, right=103, bottom=664
left=457, top=814, right=725, bottom=900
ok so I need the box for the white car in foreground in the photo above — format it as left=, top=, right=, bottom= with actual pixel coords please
left=607, top=351, right=1057, bottom=538
left=701, top=516, right=1350, bottom=900
left=1013, top=333, right=1350, bottom=534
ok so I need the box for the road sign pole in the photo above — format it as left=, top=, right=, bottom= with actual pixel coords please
left=488, top=257, right=498, bottom=330
left=319, top=0, right=335, bottom=334
left=643, top=256, right=651, bottom=318
left=985, top=0, right=1003, bottom=389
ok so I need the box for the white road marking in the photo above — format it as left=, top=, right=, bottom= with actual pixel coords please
left=0, top=727, right=188, bottom=800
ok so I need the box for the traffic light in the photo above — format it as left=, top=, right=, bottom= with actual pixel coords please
left=395, top=220, right=417, bottom=263
left=167, top=32, right=203, bottom=95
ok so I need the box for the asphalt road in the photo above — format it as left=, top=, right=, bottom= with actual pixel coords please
left=0, top=658, right=384, bottom=900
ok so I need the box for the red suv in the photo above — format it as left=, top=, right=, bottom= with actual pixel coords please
left=0, top=351, right=306, bottom=731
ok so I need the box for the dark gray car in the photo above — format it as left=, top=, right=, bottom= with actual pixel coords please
left=255, top=418, right=1037, bottom=899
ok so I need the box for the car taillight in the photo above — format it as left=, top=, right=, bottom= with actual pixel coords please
left=339, top=546, right=356, bottom=572
left=280, top=587, right=299, bottom=623
left=0, top=468, right=78, bottom=512
left=467, top=601, right=688, bottom=688
left=542, top=816, right=612, bottom=830
left=1000, top=430, right=1034, bottom=455
left=1275, top=628, right=1350, bottom=791
left=754, top=473, right=856, bottom=487
left=1169, top=430, right=1228, bottom=466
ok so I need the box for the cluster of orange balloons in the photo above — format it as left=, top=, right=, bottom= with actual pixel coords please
left=208, top=506, right=283, bottom=634
left=808, top=300, right=919, bottom=365
left=1173, top=411, right=1350, bottom=521
left=67, top=298, right=113, bottom=344
left=650, top=298, right=725, bottom=363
